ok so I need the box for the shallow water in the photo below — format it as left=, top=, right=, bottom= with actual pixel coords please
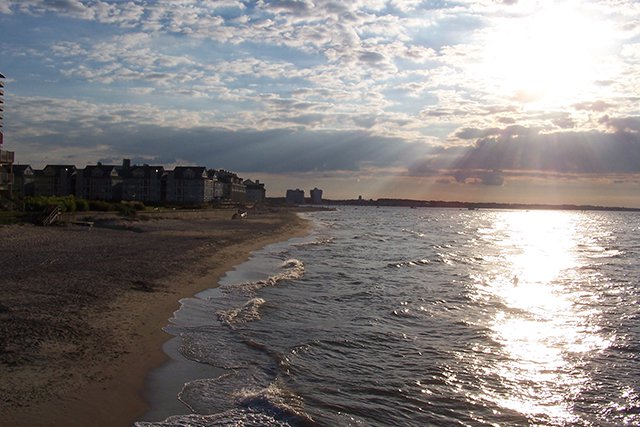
left=137, top=207, right=640, bottom=426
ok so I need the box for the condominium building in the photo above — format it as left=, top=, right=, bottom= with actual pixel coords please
left=0, top=72, right=14, bottom=197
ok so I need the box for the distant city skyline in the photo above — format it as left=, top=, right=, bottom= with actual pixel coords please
left=1, top=1, right=639, bottom=207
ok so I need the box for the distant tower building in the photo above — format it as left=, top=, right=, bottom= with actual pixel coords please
left=310, top=187, right=323, bottom=204
left=0, top=72, right=15, bottom=198
left=285, top=188, right=305, bottom=204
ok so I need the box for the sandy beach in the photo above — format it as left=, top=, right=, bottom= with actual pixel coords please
left=0, top=207, right=310, bottom=427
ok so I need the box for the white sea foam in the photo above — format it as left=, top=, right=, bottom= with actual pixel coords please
left=233, top=382, right=314, bottom=424
left=177, top=374, right=237, bottom=415
left=144, top=379, right=312, bottom=427
left=220, top=258, right=305, bottom=294
left=402, top=228, right=425, bottom=237
left=134, top=409, right=292, bottom=427
left=293, top=236, right=334, bottom=247
left=217, top=297, right=266, bottom=326
left=388, top=258, right=432, bottom=268
left=178, top=330, right=266, bottom=369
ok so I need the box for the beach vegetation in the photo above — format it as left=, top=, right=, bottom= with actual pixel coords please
left=115, top=201, right=146, bottom=217
left=75, top=198, right=89, bottom=211
left=24, top=195, right=87, bottom=213
left=0, top=210, right=27, bottom=224
left=22, top=196, right=149, bottom=215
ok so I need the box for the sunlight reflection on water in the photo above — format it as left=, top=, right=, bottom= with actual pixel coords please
left=471, top=211, right=612, bottom=425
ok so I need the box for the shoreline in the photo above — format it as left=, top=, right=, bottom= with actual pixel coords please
left=0, top=207, right=312, bottom=427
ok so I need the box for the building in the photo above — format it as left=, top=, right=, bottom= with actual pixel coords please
left=0, top=72, right=4, bottom=148
left=310, top=187, right=323, bottom=204
left=0, top=150, right=14, bottom=198
left=244, top=179, right=266, bottom=203
left=77, top=163, right=122, bottom=201
left=215, top=169, right=246, bottom=203
left=165, top=166, right=214, bottom=204
left=119, top=159, right=165, bottom=203
left=285, top=189, right=305, bottom=204
left=205, top=169, right=224, bottom=200
left=33, top=165, right=77, bottom=197
left=0, top=72, right=14, bottom=198
left=12, top=165, right=35, bottom=197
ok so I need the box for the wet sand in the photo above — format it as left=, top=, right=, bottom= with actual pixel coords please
left=0, top=207, right=310, bottom=426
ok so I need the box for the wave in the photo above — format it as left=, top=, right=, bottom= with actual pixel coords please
left=138, top=379, right=314, bottom=427
left=217, top=297, right=266, bottom=326
left=178, top=327, right=273, bottom=369
left=177, top=373, right=238, bottom=415
left=402, top=228, right=425, bottom=237
left=234, top=382, right=315, bottom=426
left=293, top=236, right=334, bottom=247
left=220, top=259, right=305, bottom=294
left=388, top=258, right=432, bottom=268
left=134, top=409, right=293, bottom=427
left=352, top=233, right=388, bottom=242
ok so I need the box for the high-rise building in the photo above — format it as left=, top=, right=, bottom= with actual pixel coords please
left=0, top=72, right=15, bottom=197
left=310, top=187, right=323, bottom=204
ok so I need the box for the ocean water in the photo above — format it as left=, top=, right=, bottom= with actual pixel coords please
left=136, top=207, right=640, bottom=426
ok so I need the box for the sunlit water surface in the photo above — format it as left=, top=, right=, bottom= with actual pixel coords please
left=137, top=208, right=640, bottom=426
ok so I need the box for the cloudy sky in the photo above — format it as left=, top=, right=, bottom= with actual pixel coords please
left=1, top=0, right=640, bottom=206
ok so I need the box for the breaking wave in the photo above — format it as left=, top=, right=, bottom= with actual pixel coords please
left=220, top=259, right=304, bottom=294
left=217, top=297, right=266, bottom=326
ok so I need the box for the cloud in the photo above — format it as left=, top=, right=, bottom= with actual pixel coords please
left=359, top=51, right=386, bottom=64
left=454, top=125, right=539, bottom=141
left=573, top=100, right=612, bottom=112
left=455, top=127, right=501, bottom=140
left=265, top=0, right=314, bottom=16
left=454, top=169, right=505, bottom=186
left=407, top=159, right=440, bottom=177
left=8, top=95, right=436, bottom=173
left=15, top=0, right=93, bottom=18
left=599, top=115, right=640, bottom=133
left=2, top=0, right=145, bottom=25
left=551, top=116, right=576, bottom=129
left=453, top=125, right=640, bottom=174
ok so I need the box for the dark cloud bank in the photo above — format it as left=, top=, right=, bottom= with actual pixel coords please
left=23, top=120, right=640, bottom=181
left=452, top=123, right=640, bottom=174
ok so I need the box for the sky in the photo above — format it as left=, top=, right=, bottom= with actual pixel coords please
left=1, top=0, right=640, bottom=207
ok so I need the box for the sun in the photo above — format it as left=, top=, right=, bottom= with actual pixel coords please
left=475, top=1, right=618, bottom=107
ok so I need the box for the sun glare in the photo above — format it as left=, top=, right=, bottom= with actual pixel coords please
left=464, top=211, right=613, bottom=424
left=476, top=1, right=618, bottom=107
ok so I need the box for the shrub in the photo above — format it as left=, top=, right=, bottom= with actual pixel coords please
left=25, top=196, right=67, bottom=212
left=75, top=198, right=90, bottom=211
left=23, top=195, right=91, bottom=213
left=58, top=195, right=76, bottom=213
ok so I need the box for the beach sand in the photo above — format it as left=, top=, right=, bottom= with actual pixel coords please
left=0, top=207, right=310, bottom=426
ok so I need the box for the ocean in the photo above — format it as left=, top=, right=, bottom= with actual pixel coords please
left=136, top=207, right=640, bottom=426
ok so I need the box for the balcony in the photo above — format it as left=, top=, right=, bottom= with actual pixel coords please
left=0, top=149, right=14, bottom=163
